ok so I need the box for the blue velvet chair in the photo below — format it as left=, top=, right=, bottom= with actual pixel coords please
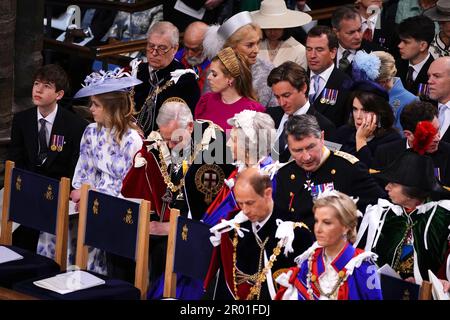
left=163, top=209, right=213, bottom=299
left=380, top=274, right=432, bottom=300
left=14, top=184, right=151, bottom=299
left=0, top=160, right=70, bottom=289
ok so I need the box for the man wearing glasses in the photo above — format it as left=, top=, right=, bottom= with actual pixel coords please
left=175, top=21, right=210, bottom=92
left=134, top=21, right=201, bottom=137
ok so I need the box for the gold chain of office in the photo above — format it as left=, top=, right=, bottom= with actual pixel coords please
left=144, top=80, right=174, bottom=105
left=157, top=142, right=202, bottom=193
left=232, top=222, right=308, bottom=300
left=306, top=252, right=349, bottom=300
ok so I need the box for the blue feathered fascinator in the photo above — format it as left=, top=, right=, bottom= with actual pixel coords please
left=349, top=51, right=389, bottom=101
left=352, top=50, right=381, bottom=81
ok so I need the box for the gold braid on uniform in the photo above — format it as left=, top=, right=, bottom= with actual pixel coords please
left=232, top=221, right=309, bottom=300
left=217, top=47, right=241, bottom=78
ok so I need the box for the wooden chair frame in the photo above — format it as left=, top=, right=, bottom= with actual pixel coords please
left=0, top=160, right=70, bottom=271
left=75, top=184, right=151, bottom=299
left=163, top=208, right=180, bottom=298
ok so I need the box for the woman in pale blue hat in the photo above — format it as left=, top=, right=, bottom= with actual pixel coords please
left=64, top=60, right=143, bottom=275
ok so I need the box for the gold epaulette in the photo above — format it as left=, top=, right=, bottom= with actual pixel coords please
left=333, top=150, right=359, bottom=164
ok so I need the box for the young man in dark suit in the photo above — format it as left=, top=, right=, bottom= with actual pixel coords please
left=306, top=25, right=352, bottom=128
left=8, top=64, right=88, bottom=251
left=267, top=61, right=336, bottom=163
left=396, top=15, right=435, bottom=97
left=374, top=100, right=450, bottom=188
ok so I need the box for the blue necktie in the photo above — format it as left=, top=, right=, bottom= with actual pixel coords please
left=309, top=74, right=321, bottom=103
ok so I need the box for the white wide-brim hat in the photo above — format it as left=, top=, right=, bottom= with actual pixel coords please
left=250, top=0, right=312, bottom=29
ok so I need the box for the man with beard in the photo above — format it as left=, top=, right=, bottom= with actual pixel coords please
left=175, top=21, right=210, bottom=92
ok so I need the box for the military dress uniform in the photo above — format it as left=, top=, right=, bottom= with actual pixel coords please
left=212, top=209, right=314, bottom=300
left=274, top=148, right=386, bottom=229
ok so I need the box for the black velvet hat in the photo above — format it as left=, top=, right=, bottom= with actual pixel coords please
left=374, top=149, right=446, bottom=194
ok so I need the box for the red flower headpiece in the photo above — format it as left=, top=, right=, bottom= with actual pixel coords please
left=412, top=121, right=438, bottom=155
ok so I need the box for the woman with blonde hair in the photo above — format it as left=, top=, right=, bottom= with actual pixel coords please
left=275, top=190, right=383, bottom=300
left=372, top=51, right=418, bottom=131
left=194, top=47, right=265, bottom=130
left=203, top=11, right=278, bottom=108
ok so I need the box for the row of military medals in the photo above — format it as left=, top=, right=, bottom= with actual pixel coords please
left=50, top=135, right=64, bottom=152
left=320, top=88, right=338, bottom=105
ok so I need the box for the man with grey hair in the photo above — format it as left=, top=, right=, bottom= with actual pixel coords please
left=175, top=21, right=210, bottom=92
left=122, top=98, right=233, bottom=290
left=123, top=98, right=233, bottom=221
left=331, top=5, right=383, bottom=75
left=274, top=114, right=385, bottom=228
left=134, top=21, right=200, bottom=136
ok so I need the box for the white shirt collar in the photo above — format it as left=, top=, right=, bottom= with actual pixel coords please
left=338, top=45, right=356, bottom=62
left=409, top=53, right=431, bottom=75
left=253, top=211, right=272, bottom=233
left=361, top=13, right=379, bottom=27
left=276, top=101, right=311, bottom=139
left=37, top=104, right=58, bottom=126
left=294, top=100, right=310, bottom=115
left=294, top=3, right=311, bottom=12
left=310, top=63, right=334, bottom=84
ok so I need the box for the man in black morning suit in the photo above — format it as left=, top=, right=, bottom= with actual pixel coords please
left=306, top=25, right=352, bottom=128
left=274, top=114, right=385, bottom=229
left=331, top=5, right=384, bottom=78
left=266, top=61, right=335, bottom=163
left=373, top=101, right=450, bottom=188
left=396, top=15, right=435, bottom=97
left=8, top=64, right=88, bottom=252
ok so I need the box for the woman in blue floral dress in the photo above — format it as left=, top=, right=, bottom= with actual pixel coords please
left=38, top=61, right=143, bottom=275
